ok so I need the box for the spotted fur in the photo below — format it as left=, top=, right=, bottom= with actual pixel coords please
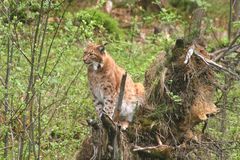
left=83, top=42, right=145, bottom=129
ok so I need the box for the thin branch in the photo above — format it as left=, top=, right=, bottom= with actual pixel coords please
left=113, top=73, right=127, bottom=123
left=214, top=34, right=240, bottom=61
left=27, top=0, right=46, bottom=158
left=133, top=145, right=173, bottom=152
left=37, top=92, right=41, bottom=160
left=41, top=2, right=71, bottom=79
left=46, top=23, right=81, bottom=78
left=12, top=42, right=32, bottom=65
left=211, top=44, right=240, bottom=56
left=37, top=1, right=51, bottom=71
left=4, top=30, right=13, bottom=159
left=228, top=0, right=233, bottom=41
left=133, top=144, right=175, bottom=158
left=35, top=2, right=51, bottom=159
left=0, top=76, right=5, bottom=86
left=193, top=47, right=240, bottom=80
left=19, top=0, right=45, bottom=155
left=41, top=64, right=84, bottom=134
left=211, top=28, right=222, bottom=46
left=186, top=44, right=240, bottom=80
left=7, top=93, right=35, bottom=127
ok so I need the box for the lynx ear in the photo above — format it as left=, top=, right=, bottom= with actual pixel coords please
left=86, top=40, right=93, bottom=47
left=98, top=43, right=108, bottom=54
left=98, top=45, right=105, bottom=53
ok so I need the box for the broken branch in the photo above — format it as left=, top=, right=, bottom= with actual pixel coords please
left=116, top=73, right=127, bottom=112
left=211, top=44, right=240, bottom=56
left=133, top=145, right=173, bottom=152
left=213, top=34, right=240, bottom=61
left=193, top=48, right=240, bottom=80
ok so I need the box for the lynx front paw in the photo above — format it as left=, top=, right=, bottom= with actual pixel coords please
left=120, top=121, right=129, bottom=130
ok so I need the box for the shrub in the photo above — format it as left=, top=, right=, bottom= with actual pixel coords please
left=74, top=9, right=125, bottom=39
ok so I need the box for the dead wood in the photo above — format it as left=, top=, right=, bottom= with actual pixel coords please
left=213, top=33, right=240, bottom=61
left=114, top=73, right=127, bottom=122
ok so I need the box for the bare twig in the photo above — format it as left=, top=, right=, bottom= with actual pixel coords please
left=28, top=0, right=45, bottom=157
left=4, top=29, right=13, bottom=159
left=35, top=1, right=51, bottom=159
left=186, top=44, right=240, bottom=80
left=47, top=24, right=81, bottom=78
left=41, top=64, right=84, bottom=135
left=0, top=76, right=5, bottom=86
left=37, top=92, right=41, bottom=160
left=12, top=42, right=32, bottom=65
left=133, top=144, right=173, bottom=152
left=211, top=44, right=240, bottom=57
left=202, top=120, right=208, bottom=133
left=228, top=0, right=233, bottom=41
left=210, top=81, right=225, bottom=91
left=193, top=48, right=240, bottom=79
left=214, top=34, right=240, bottom=61
left=41, top=2, right=71, bottom=79
left=37, top=1, right=51, bottom=72
left=9, top=125, right=15, bottom=159
left=211, top=28, right=222, bottom=46
left=113, top=72, right=127, bottom=122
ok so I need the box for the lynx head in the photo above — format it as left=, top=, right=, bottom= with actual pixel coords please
left=83, top=42, right=108, bottom=70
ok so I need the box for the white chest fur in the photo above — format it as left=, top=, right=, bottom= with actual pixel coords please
left=92, top=85, right=104, bottom=103
left=93, top=62, right=103, bottom=71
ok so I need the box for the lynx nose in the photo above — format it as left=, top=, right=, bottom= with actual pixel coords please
left=83, top=57, right=90, bottom=64
left=83, top=56, right=87, bottom=63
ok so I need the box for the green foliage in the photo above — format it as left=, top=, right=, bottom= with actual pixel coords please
left=106, top=41, right=161, bottom=81
left=167, top=91, right=182, bottom=105
left=1, top=0, right=62, bottom=24
left=190, top=0, right=211, bottom=9
left=74, top=9, right=125, bottom=39
left=142, top=8, right=184, bottom=26
left=157, top=8, right=182, bottom=24
left=233, top=21, right=240, bottom=30
left=169, top=0, right=210, bottom=13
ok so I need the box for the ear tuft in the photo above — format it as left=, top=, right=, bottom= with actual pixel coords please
left=98, top=45, right=105, bottom=53
left=86, top=40, right=93, bottom=47
left=98, top=42, right=108, bottom=54
left=103, top=42, right=108, bottom=46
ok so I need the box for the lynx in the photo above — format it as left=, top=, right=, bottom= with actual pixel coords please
left=83, top=42, right=145, bottom=129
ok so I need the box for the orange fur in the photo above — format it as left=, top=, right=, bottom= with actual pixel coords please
left=83, top=42, right=145, bottom=129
